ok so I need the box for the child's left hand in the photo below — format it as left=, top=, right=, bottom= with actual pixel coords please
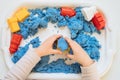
left=35, top=34, right=62, bottom=57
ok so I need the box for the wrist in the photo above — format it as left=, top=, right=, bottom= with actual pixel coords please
left=34, top=48, right=43, bottom=57
left=80, top=58, right=94, bottom=67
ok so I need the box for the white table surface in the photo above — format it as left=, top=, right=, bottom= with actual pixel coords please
left=0, top=0, right=120, bottom=80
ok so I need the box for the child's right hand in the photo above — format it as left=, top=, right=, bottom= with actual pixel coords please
left=65, top=37, right=94, bottom=67
left=35, top=35, right=62, bottom=57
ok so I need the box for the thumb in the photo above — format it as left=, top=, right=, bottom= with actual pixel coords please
left=67, top=54, right=74, bottom=60
left=52, top=50, right=62, bottom=54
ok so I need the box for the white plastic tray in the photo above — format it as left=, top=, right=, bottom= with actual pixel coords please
left=0, top=1, right=116, bottom=80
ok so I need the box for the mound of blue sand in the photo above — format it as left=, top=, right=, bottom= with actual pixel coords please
left=57, top=37, right=68, bottom=51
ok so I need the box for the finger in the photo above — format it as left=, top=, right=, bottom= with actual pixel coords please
left=65, top=37, right=82, bottom=49
left=48, top=34, right=61, bottom=41
left=66, top=54, right=74, bottom=60
left=50, top=34, right=62, bottom=44
left=64, top=37, right=75, bottom=48
left=52, top=34, right=62, bottom=40
left=51, top=49, right=62, bottom=54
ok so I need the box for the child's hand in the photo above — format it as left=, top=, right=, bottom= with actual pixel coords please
left=65, top=37, right=94, bottom=67
left=35, top=34, right=62, bottom=57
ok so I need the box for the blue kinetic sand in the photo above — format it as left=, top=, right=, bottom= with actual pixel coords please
left=32, top=59, right=81, bottom=73
left=12, top=44, right=29, bottom=63
left=57, top=37, right=68, bottom=51
left=75, top=32, right=101, bottom=61
left=18, top=7, right=97, bottom=39
left=30, top=37, right=41, bottom=48
left=12, top=7, right=101, bottom=73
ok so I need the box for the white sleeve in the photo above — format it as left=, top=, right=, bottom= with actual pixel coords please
left=2, top=49, right=41, bottom=80
left=81, top=62, right=100, bottom=80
